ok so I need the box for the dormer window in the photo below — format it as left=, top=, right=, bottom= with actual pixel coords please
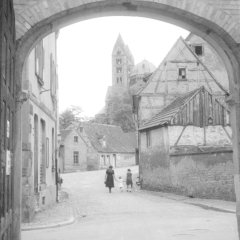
left=193, top=44, right=203, bottom=56
left=178, top=68, right=187, bottom=80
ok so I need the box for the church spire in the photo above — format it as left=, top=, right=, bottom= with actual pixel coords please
left=112, top=34, right=134, bottom=88
left=112, top=33, right=125, bottom=54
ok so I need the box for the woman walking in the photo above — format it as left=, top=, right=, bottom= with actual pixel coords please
left=105, top=165, right=115, bottom=193
left=126, top=169, right=133, bottom=192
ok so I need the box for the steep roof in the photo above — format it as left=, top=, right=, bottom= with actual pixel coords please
left=139, top=86, right=229, bottom=131
left=112, top=34, right=125, bottom=52
left=112, top=34, right=134, bottom=65
left=80, top=123, right=136, bottom=153
left=130, top=59, right=156, bottom=77
left=137, top=36, right=228, bottom=96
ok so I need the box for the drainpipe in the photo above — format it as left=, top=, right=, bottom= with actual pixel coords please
left=55, top=151, right=59, bottom=202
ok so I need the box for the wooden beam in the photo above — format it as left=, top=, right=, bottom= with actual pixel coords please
left=223, top=126, right=232, bottom=143
left=169, top=60, right=198, bottom=63
left=174, top=126, right=187, bottom=146
left=203, top=127, right=207, bottom=145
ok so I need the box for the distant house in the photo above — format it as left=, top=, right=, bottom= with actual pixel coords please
left=59, top=123, right=137, bottom=172
left=138, top=86, right=234, bottom=200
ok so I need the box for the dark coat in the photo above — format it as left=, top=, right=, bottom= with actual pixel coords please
left=105, top=169, right=114, bottom=188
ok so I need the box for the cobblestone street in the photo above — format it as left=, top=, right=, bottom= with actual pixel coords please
left=22, top=167, right=238, bottom=240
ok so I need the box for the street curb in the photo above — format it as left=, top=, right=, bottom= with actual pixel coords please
left=185, top=202, right=235, bottom=214
left=21, top=216, right=75, bottom=231
left=139, top=189, right=236, bottom=214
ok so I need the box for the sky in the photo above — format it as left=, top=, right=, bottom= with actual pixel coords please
left=57, top=17, right=189, bottom=117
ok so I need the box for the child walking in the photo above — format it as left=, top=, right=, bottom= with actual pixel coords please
left=126, top=169, right=133, bottom=192
left=118, top=176, right=124, bottom=192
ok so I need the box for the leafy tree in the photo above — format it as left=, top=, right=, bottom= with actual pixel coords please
left=93, top=90, right=136, bottom=132
left=59, top=105, right=83, bottom=130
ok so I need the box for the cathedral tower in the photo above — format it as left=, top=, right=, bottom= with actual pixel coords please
left=112, top=34, right=134, bottom=88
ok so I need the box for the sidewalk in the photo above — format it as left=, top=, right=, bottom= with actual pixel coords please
left=139, top=190, right=236, bottom=213
left=21, top=190, right=74, bottom=231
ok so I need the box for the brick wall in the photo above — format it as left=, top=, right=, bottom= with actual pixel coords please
left=140, top=125, right=235, bottom=201
left=140, top=146, right=235, bottom=201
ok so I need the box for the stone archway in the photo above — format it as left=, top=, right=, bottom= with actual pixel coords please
left=12, top=1, right=240, bottom=239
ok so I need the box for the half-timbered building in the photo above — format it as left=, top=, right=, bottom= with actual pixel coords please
left=138, top=86, right=234, bottom=200
left=135, top=35, right=229, bottom=124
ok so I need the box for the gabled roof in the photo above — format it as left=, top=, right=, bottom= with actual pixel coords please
left=112, top=34, right=125, bottom=53
left=137, top=36, right=228, bottom=96
left=80, top=123, right=136, bottom=153
left=112, top=34, right=134, bottom=64
left=139, top=86, right=229, bottom=131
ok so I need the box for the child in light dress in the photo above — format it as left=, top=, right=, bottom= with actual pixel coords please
left=118, top=176, right=124, bottom=192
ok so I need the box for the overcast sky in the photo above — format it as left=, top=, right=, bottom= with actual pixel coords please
left=57, top=17, right=189, bottom=117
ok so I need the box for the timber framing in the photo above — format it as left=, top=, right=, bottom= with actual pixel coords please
left=139, top=86, right=230, bottom=131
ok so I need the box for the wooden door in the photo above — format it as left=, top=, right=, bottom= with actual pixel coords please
left=0, top=0, right=16, bottom=239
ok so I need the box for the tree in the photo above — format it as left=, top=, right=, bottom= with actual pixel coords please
left=59, top=105, right=83, bottom=130
left=93, top=90, right=136, bottom=132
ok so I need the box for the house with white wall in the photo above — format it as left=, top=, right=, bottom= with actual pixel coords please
left=60, top=123, right=137, bottom=172
left=21, top=32, right=59, bottom=222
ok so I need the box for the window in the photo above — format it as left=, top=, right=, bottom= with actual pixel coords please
left=178, top=68, right=187, bottom=80
left=113, top=154, right=117, bottom=167
left=146, top=130, right=151, bottom=148
left=79, top=127, right=83, bottom=133
left=35, top=40, right=44, bottom=85
left=107, top=155, right=110, bottom=165
left=117, top=50, right=121, bottom=55
left=74, top=136, right=78, bottom=143
left=117, top=77, right=122, bottom=84
left=50, top=54, right=57, bottom=99
left=52, top=128, right=55, bottom=170
left=40, top=119, right=46, bottom=184
left=193, top=44, right=203, bottom=56
left=73, top=151, right=79, bottom=164
left=46, top=137, right=49, bottom=168
left=101, top=155, right=106, bottom=165
left=116, top=59, right=122, bottom=64
left=116, top=67, right=122, bottom=73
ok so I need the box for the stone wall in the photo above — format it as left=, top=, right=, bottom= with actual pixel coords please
left=116, top=153, right=136, bottom=168
left=140, top=145, right=234, bottom=201
left=170, top=149, right=234, bottom=200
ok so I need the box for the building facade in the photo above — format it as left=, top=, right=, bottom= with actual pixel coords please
left=135, top=34, right=229, bottom=124
left=138, top=87, right=233, bottom=200
left=135, top=34, right=233, bottom=201
left=60, top=123, right=136, bottom=172
left=21, top=32, right=59, bottom=222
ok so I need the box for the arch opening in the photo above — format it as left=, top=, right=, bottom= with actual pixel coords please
left=13, top=1, right=240, bottom=239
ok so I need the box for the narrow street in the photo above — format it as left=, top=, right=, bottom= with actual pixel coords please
left=22, top=167, right=238, bottom=240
